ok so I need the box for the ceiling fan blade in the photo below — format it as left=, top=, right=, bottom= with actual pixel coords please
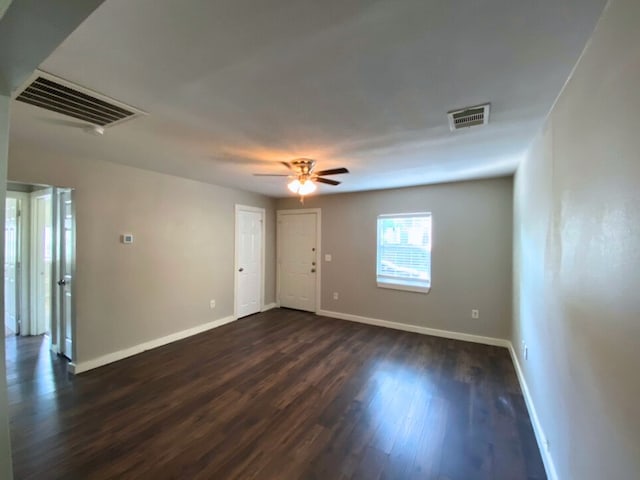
left=315, top=177, right=341, bottom=186
left=253, top=174, right=290, bottom=177
left=280, top=161, right=293, bottom=170
left=314, top=167, right=350, bottom=176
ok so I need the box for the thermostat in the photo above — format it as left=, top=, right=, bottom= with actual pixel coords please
left=121, top=233, right=134, bottom=244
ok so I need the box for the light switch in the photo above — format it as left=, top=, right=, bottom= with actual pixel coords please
left=325, top=254, right=332, bottom=262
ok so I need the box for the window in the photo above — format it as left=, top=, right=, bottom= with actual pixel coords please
left=376, top=213, right=432, bottom=293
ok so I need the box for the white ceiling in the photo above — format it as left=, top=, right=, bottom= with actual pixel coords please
left=9, top=0, right=606, bottom=197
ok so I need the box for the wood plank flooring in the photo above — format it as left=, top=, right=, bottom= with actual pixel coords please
left=6, top=309, right=546, bottom=479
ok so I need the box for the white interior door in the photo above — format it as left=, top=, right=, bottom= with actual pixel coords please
left=4, top=197, right=19, bottom=336
left=235, top=206, right=264, bottom=319
left=278, top=211, right=318, bottom=312
left=56, top=189, right=75, bottom=360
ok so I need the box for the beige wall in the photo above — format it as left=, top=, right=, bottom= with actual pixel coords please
left=278, top=176, right=513, bottom=340
left=513, top=0, right=640, bottom=478
left=0, top=94, right=13, bottom=480
left=9, top=146, right=276, bottom=364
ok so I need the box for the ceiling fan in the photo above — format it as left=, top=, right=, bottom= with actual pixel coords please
left=254, top=158, right=349, bottom=198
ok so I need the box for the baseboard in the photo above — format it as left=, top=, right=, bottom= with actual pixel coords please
left=317, top=309, right=510, bottom=348
left=261, top=302, right=278, bottom=312
left=69, top=315, right=236, bottom=375
left=508, top=345, right=559, bottom=480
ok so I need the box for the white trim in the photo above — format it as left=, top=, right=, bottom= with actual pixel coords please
left=5, top=191, right=29, bottom=336
left=276, top=208, right=322, bottom=314
left=261, top=302, right=277, bottom=312
left=376, top=280, right=431, bottom=294
left=508, top=345, right=559, bottom=480
left=234, top=205, right=266, bottom=319
left=317, top=309, right=510, bottom=348
left=69, top=315, right=236, bottom=374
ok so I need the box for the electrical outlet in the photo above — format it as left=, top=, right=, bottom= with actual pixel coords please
left=471, top=309, right=479, bottom=319
left=209, top=299, right=216, bottom=309
left=333, top=292, right=339, bottom=300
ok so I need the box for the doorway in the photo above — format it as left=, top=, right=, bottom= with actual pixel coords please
left=234, top=205, right=265, bottom=319
left=277, top=209, right=321, bottom=312
left=4, top=184, right=76, bottom=361
left=4, top=194, right=20, bottom=336
left=30, top=188, right=52, bottom=337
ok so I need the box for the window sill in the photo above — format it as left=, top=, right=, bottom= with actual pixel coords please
left=376, top=279, right=431, bottom=294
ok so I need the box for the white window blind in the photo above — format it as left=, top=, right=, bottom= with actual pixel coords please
left=376, top=212, right=432, bottom=293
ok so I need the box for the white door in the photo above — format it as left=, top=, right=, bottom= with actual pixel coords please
left=56, top=189, right=75, bottom=360
left=4, top=197, right=19, bottom=335
left=235, top=206, right=264, bottom=319
left=278, top=211, right=318, bottom=312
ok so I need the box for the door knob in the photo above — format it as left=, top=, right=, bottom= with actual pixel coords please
left=238, top=268, right=244, bottom=272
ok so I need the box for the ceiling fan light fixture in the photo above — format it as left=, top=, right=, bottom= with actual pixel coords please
left=257, top=158, right=347, bottom=199
left=288, top=178, right=316, bottom=195
left=299, top=179, right=317, bottom=195
left=287, top=179, right=301, bottom=193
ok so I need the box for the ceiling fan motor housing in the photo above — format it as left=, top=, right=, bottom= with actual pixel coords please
left=291, top=158, right=316, bottom=174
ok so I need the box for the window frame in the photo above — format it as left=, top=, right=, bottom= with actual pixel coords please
left=376, top=212, right=432, bottom=294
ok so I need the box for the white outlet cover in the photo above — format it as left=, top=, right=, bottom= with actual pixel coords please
left=121, top=233, right=134, bottom=244
left=325, top=254, right=332, bottom=262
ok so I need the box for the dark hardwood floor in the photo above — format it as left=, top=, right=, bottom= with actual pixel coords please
left=6, top=309, right=546, bottom=480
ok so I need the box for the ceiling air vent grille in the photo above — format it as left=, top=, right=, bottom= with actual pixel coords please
left=16, top=73, right=145, bottom=127
left=447, top=103, right=490, bottom=131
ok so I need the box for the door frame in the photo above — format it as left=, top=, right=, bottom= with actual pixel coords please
left=13, top=192, right=31, bottom=336
left=276, top=208, right=322, bottom=313
left=4, top=192, right=26, bottom=336
left=234, top=204, right=266, bottom=319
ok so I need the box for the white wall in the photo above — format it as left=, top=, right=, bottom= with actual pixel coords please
left=9, top=146, right=277, bottom=365
left=278, top=176, right=513, bottom=340
left=513, top=0, right=640, bottom=478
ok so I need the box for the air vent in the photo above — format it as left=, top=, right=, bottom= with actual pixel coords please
left=15, top=72, right=145, bottom=128
left=447, top=103, right=490, bottom=131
